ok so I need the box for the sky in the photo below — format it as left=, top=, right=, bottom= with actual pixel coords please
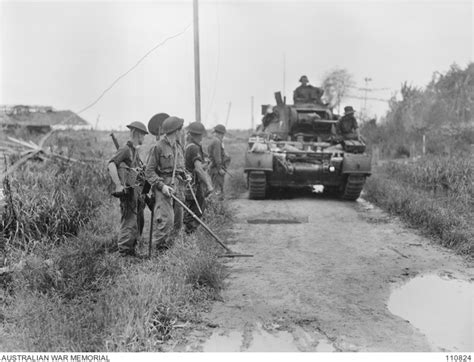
left=0, top=0, right=472, bottom=130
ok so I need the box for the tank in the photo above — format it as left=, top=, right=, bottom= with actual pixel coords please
left=244, top=91, right=371, bottom=200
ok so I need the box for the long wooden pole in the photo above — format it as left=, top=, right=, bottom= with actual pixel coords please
left=171, top=194, right=253, bottom=257
left=193, top=0, right=202, bottom=123
left=283, top=52, right=286, bottom=99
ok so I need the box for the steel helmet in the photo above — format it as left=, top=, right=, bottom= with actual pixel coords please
left=148, top=113, right=169, bottom=136
left=187, top=121, right=206, bottom=135
left=214, top=124, right=226, bottom=134
left=299, top=75, right=309, bottom=83
left=344, top=106, right=355, bottom=115
left=126, top=121, right=148, bottom=134
left=162, top=116, right=184, bottom=135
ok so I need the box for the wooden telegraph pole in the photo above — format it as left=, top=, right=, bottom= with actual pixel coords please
left=251, top=96, right=254, bottom=130
left=193, top=0, right=201, bottom=122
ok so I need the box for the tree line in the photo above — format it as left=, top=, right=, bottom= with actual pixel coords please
left=361, top=63, right=474, bottom=157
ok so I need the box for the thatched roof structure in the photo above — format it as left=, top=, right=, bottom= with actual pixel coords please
left=0, top=105, right=89, bottom=128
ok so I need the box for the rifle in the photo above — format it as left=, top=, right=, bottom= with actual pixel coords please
left=110, top=133, right=120, bottom=150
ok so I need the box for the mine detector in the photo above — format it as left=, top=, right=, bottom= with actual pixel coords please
left=244, top=92, right=372, bottom=200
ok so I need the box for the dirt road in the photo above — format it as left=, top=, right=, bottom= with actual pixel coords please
left=178, top=192, right=473, bottom=352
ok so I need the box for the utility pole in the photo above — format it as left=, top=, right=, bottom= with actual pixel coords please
left=193, top=0, right=201, bottom=122
left=362, top=77, right=372, bottom=120
left=225, top=101, right=232, bottom=127
left=251, top=96, right=254, bottom=130
left=283, top=53, right=286, bottom=99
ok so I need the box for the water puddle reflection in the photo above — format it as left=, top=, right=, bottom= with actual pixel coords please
left=246, top=328, right=298, bottom=352
left=388, top=274, right=473, bottom=351
left=202, top=331, right=242, bottom=352
left=315, top=339, right=336, bottom=352
left=202, top=325, right=335, bottom=352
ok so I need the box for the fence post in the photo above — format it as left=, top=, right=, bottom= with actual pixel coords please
left=410, top=143, right=416, bottom=160
left=372, top=145, right=380, bottom=166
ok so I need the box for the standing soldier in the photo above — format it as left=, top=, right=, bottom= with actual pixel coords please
left=108, top=121, right=149, bottom=257
left=184, top=122, right=214, bottom=233
left=208, top=124, right=231, bottom=198
left=145, top=116, right=186, bottom=251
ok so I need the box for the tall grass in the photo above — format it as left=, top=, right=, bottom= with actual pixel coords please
left=1, top=160, right=110, bottom=250
left=2, top=207, right=228, bottom=351
left=382, top=156, right=473, bottom=200
left=364, top=156, right=473, bottom=256
left=1, top=130, right=230, bottom=351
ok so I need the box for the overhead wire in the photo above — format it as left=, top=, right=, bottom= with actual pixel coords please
left=67, top=22, right=192, bottom=124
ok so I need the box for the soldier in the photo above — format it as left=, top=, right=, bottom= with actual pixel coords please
left=208, top=124, right=230, bottom=198
left=108, top=121, right=149, bottom=257
left=337, top=106, right=361, bottom=141
left=293, top=75, right=323, bottom=104
left=183, top=122, right=214, bottom=233
left=145, top=116, right=186, bottom=251
left=261, top=104, right=277, bottom=130
left=147, top=113, right=170, bottom=141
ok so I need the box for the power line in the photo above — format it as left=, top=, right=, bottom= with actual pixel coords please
left=348, top=85, right=391, bottom=92
left=346, top=94, right=391, bottom=102
left=76, top=22, right=192, bottom=116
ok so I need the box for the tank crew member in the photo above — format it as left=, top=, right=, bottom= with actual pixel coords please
left=183, top=122, right=214, bottom=233
left=208, top=124, right=231, bottom=198
left=293, top=75, right=323, bottom=104
left=337, top=106, right=361, bottom=141
left=145, top=116, right=186, bottom=251
left=108, top=121, right=149, bottom=257
left=262, top=105, right=278, bottom=130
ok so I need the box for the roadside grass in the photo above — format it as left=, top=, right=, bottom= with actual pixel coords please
left=0, top=129, right=231, bottom=351
left=221, top=131, right=249, bottom=199
left=1, top=197, right=229, bottom=351
left=364, top=156, right=473, bottom=256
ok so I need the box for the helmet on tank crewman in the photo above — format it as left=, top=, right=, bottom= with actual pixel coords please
left=299, top=75, right=309, bottom=83
left=187, top=121, right=206, bottom=135
left=344, top=106, right=355, bottom=115
left=162, top=116, right=184, bottom=135
left=126, top=121, right=148, bottom=134
left=148, top=113, right=169, bottom=136
left=213, top=124, right=226, bottom=134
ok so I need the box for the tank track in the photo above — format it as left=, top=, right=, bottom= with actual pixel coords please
left=342, top=175, right=366, bottom=200
left=248, top=171, right=267, bottom=199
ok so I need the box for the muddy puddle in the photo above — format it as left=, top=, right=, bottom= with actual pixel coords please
left=202, top=325, right=335, bottom=352
left=388, top=274, right=473, bottom=351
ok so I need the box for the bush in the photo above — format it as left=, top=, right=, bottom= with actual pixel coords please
left=394, top=145, right=410, bottom=158
left=1, top=160, right=110, bottom=249
left=364, top=160, right=473, bottom=256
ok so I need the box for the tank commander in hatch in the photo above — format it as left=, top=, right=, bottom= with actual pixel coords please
left=293, top=75, right=324, bottom=104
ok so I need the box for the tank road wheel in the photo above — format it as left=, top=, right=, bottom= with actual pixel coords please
left=248, top=171, right=267, bottom=200
left=342, top=175, right=366, bottom=201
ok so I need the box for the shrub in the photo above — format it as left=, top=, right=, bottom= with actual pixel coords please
left=1, top=160, right=110, bottom=249
left=364, top=162, right=473, bottom=256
